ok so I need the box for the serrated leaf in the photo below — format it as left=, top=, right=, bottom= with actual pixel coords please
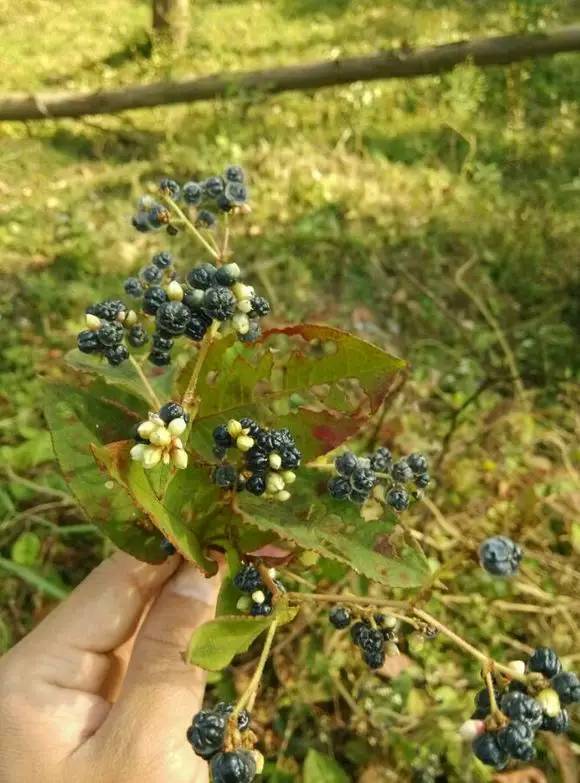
left=92, top=442, right=217, bottom=575
left=45, top=384, right=166, bottom=563
left=303, top=750, right=349, bottom=783
left=237, top=470, right=428, bottom=589
left=186, top=599, right=297, bottom=671
left=184, top=326, right=406, bottom=462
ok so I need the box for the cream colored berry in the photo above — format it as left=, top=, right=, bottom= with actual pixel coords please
left=236, top=435, right=255, bottom=452
left=167, top=280, right=184, bottom=301
left=232, top=313, right=250, bottom=335
left=269, top=453, right=282, bottom=470
left=227, top=419, right=243, bottom=438
left=281, top=470, right=296, bottom=484
left=277, top=490, right=291, bottom=502
left=85, top=313, right=101, bottom=331
left=143, top=446, right=162, bottom=469
left=130, top=443, right=146, bottom=462
left=168, top=416, right=187, bottom=436
left=172, top=448, right=189, bottom=470
left=150, top=426, right=172, bottom=447
left=137, top=420, right=155, bottom=439
left=267, top=473, right=285, bottom=493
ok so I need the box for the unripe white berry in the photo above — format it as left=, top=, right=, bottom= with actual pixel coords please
left=507, top=660, right=526, bottom=677
left=172, top=448, right=189, bottom=470
left=252, top=590, right=266, bottom=605
left=232, top=313, right=250, bottom=335
left=125, top=310, right=138, bottom=326
left=222, top=262, right=241, bottom=280
left=281, top=470, right=296, bottom=484
left=269, top=453, right=282, bottom=470
left=167, top=280, right=184, bottom=301
left=227, top=419, right=243, bottom=438
left=149, top=413, right=165, bottom=427
left=137, top=420, right=155, bottom=439
left=250, top=750, right=265, bottom=775
left=236, top=596, right=252, bottom=612
left=385, top=641, right=400, bottom=657
left=236, top=435, right=255, bottom=452
left=130, top=443, right=146, bottom=462
left=172, top=437, right=184, bottom=451
left=168, top=417, right=187, bottom=436
left=116, top=310, right=127, bottom=323
left=277, top=490, right=291, bottom=502
left=85, top=313, right=101, bottom=331
left=143, top=445, right=162, bottom=469
left=150, top=426, right=172, bottom=447
left=267, top=473, right=285, bottom=493
left=537, top=688, right=561, bottom=717
left=236, top=299, right=253, bottom=314
left=459, top=719, right=486, bottom=742
left=189, top=288, right=205, bottom=306
left=382, top=614, right=398, bottom=629
left=232, top=282, right=254, bottom=301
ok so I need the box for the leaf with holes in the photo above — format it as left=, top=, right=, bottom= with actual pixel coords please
left=92, top=442, right=218, bottom=575
left=236, top=469, right=429, bottom=589
left=183, top=325, right=406, bottom=462
left=45, top=384, right=166, bottom=563
left=185, top=598, right=298, bottom=671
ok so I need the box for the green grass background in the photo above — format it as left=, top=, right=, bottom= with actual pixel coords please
left=0, top=1, right=579, bottom=781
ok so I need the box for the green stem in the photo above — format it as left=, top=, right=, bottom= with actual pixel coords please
left=163, top=196, right=220, bottom=260
left=181, top=321, right=220, bottom=415
left=234, top=619, right=278, bottom=716
left=129, top=355, right=161, bottom=409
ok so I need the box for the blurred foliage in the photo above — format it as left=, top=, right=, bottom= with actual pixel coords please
left=0, top=0, right=579, bottom=781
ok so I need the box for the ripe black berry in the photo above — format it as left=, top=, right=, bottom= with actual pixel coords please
left=350, top=620, right=371, bottom=646
left=213, top=425, right=234, bottom=448
left=245, top=447, right=269, bottom=472
left=187, top=709, right=227, bottom=759
left=124, top=277, right=144, bottom=297
left=225, top=165, right=245, bottom=183
left=246, top=473, right=267, bottom=496
left=128, top=325, right=148, bottom=348
left=391, top=460, right=414, bottom=483
left=225, top=181, right=248, bottom=205
left=407, top=452, right=428, bottom=474
left=216, top=193, right=233, bottom=212
left=350, top=467, right=376, bottom=493
left=203, top=176, right=225, bottom=198
left=335, top=452, right=358, bottom=477
left=188, top=263, right=217, bottom=290
left=152, top=251, right=173, bottom=269
left=363, top=647, right=386, bottom=669
left=148, top=349, right=171, bottom=366
left=141, top=265, right=163, bottom=285
left=105, top=345, right=129, bottom=366
left=185, top=316, right=209, bottom=342
left=203, top=286, right=236, bottom=321
left=369, top=447, right=392, bottom=472
left=497, top=720, right=535, bottom=760
left=196, top=209, right=216, bottom=228
left=551, top=671, right=580, bottom=705
left=240, top=322, right=262, bottom=343
left=209, top=750, right=257, bottom=783
left=479, top=536, right=523, bottom=577
left=156, top=301, right=191, bottom=336
left=239, top=417, right=260, bottom=437
left=328, top=476, right=351, bottom=500
left=414, top=473, right=430, bottom=489
left=159, top=178, right=180, bottom=199
left=152, top=332, right=173, bottom=351
left=214, top=464, right=237, bottom=489
left=215, top=263, right=241, bottom=287
left=77, top=330, right=100, bottom=354
left=160, top=538, right=176, bottom=556
left=182, top=181, right=203, bottom=205
left=541, top=709, right=569, bottom=733
left=132, top=212, right=151, bottom=232
left=97, top=321, right=124, bottom=347
left=329, top=606, right=351, bottom=629
left=255, top=430, right=274, bottom=452
left=250, top=602, right=273, bottom=617
left=214, top=702, right=251, bottom=732
left=158, top=402, right=187, bottom=424
left=528, top=647, right=562, bottom=679
left=387, top=487, right=410, bottom=511
left=148, top=204, right=171, bottom=228
left=248, top=295, right=271, bottom=318
left=87, top=299, right=126, bottom=321
left=271, top=429, right=295, bottom=450
left=234, top=564, right=263, bottom=594
left=279, top=446, right=301, bottom=470
left=472, top=732, right=509, bottom=769
left=143, top=286, right=168, bottom=315
left=500, top=692, right=543, bottom=729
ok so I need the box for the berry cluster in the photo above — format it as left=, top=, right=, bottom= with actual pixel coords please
left=77, top=299, right=137, bottom=366
left=212, top=419, right=301, bottom=502
left=130, top=402, right=189, bottom=470
left=479, top=535, right=523, bottom=577
left=329, top=606, right=401, bottom=670
left=233, top=564, right=284, bottom=617
left=187, top=701, right=262, bottom=783
left=463, top=647, right=579, bottom=769
left=328, top=448, right=429, bottom=511
left=132, top=166, right=249, bottom=235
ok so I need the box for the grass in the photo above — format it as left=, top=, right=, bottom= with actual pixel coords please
left=0, top=1, right=579, bottom=780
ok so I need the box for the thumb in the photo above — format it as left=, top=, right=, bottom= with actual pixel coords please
left=81, top=563, right=221, bottom=781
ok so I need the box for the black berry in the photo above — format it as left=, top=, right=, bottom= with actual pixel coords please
left=124, top=277, right=144, bottom=297
left=128, top=325, right=148, bottom=348
left=152, top=332, right=173, bottom=351
left=209, top=750, right=257, bottom=783
left=479, top=536, right=523, bottom=577
left=143, top=286, right=168, bottom=315
left=188, top=263, right=217, bottom=291
left=528, top=647, right=562, bottom=679
left=213, top=425, right=234, bottom=448
left=87, top=299, right=126, bottom=321
left=214, top=464, right=237, bottom=489
left=387, top=487, right=410, bottom=511
left=187, top=709, right=227, bottom=759
left=197, top=209, right=216, bottom=228
left=182, top=181, right=203, bottom=205
left=203, top=286, right=236, bottom=321
left=245, top=447, right=269, bottom=472
left=97, top=321, right=124, bottom=347
left=414, top=473, right=430, bottom=489
left=391, top=460, right=414, bottom=483
left=329, top=606, right=351, bottom=629
left=369, top=446, right=392, bottom=472
left=246, top=473, right=267, bottom=496
left=225, top=165, right=245, bottom=183
left=158, top=402, right=187, bottom=424
left=185, top=316, right=209, bottom=341
left=496, top=720, right=536, bottom=760
left=500, top=691, right=543, bottom=729
left=472, top=732, right=509, bottom=769
left=148, top=349, right=171, bottom=366
left=328, top=476, right=351, bottom=500
left=141, top=264, right=163, bottom=285
left=551, top=671, right=580, bottom=705
left=350, top=467, right=376, bottom=493
left=159, top=178, right=180, bottom=199
left=156, top=301, right=191, bottom=336
left=335, top=452, right=358, bottom=477
left=203, top=176, right=226, bottom=198
left=77, top=330, right=100, bottom=354
left=541, top=709, right=569, bottom=733
left=407, top=452, right=428, bottom=474
left=152, top=251, right=173, bottom=269
left=234, top=564, right=263, bottom=594
left=160, top=538, right=176, bottom=556
left=105, top=345, right=129, bottom=366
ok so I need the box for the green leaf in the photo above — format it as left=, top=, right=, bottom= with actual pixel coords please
left=11, top=532, right=42, bottom=566
left=237, top=470, right=429, bottom=589
left=186, top=599, right=298, bottom=672
left=185, top=326, right=406, bottom=462
left=92, top=442, right=217, bottom=575
left=45, top=384, right=166, bottom=563
left=303, top=750, right=349, bottom=783
left=0, top=557, right=70, bottom=600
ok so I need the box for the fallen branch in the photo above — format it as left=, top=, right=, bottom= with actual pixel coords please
left=1, top=26, right=579, bottom=122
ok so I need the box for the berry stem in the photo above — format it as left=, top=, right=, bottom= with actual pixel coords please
left=181, top=321, right=221, bottom=415
left=162, top=196, right=221, bottom=261
left=484, top=667, right=504, bottom=721
left=221, top=213, right=230, bottom=261
left=257, top=563, right=281, bottom=603
left=129, top=355, right=162, bottom=409
left=286, top=591, right=407, bottom=610
left=234, top=619, right=279, bottom=717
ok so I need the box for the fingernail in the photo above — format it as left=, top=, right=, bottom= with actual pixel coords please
left=170, top=563, right=221, bottom=605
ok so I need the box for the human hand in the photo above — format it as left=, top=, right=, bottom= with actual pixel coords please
left=0, top=552, right=221, bottom=783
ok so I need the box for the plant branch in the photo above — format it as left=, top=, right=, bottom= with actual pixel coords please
left=234, top=619, right=278, bottom=716
left=129, top=355, right=161, bottom=409
left=181, top=321, right=220, bottom=415
left=162, top=196, right=221, bottom=260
